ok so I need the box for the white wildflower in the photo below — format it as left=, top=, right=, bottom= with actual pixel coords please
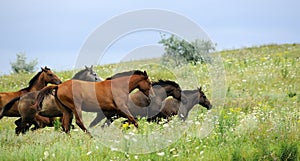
left=44, top=151, right=49, bottom=159
left=87, top=151, right=92, bottom=155
left=124, top=135, right=129, bottom=140
left=111, top=147, right=118, bottom=151
left=200, top=151, right=204, bottom=155
left=157, top=152, right=165, bottom=156
left=163, top=123, right=169, bottom=128
left=195, top=121, right=201, bottom=125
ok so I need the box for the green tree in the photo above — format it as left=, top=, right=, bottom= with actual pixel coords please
left=159, top=35, right=215, bottom=66
left=10, top=53, right=38, bottom=73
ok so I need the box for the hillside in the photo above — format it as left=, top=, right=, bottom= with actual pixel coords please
left=0, top=43, right=299, bottom=160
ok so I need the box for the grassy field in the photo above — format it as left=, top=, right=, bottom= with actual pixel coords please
left=0, top=44, right=299, bottom=160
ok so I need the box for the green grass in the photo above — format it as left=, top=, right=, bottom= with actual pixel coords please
left=0, top=43, right=299, bottom=160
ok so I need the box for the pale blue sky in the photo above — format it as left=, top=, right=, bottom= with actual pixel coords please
left=1, top=0, right=299, bottom=75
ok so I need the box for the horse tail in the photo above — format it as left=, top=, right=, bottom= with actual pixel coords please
left=36, top=85, right=58, bottom=111
left=0, top=96, right=20, bottom=119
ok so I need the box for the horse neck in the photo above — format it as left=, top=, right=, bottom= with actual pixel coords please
left=184, top=91, right=199, bottom=112
left=72, top=72, right=87, bottom=81
left=28, top=74, right=47, bottom=91
left=128, top=75, right=145, bottom=93
left=153, top=86, right=170, bottom=100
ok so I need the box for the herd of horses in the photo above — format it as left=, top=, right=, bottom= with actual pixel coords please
left=0, top=66, right=212, bottom=136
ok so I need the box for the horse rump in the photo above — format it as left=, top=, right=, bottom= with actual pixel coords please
left=36, top=85, right=58, bottom=111
left=0, top=96, right=21, bottom=119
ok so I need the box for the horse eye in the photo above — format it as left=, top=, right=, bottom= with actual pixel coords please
left=48, top=74, right=53, bottom=76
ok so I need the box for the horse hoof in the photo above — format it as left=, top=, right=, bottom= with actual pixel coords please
left=134, top=123, right=139, bottom=128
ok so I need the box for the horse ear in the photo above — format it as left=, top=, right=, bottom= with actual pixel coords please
left=90, top=65, right=93, bottom=69
left=144, top=70, right=147, bottom=75
left=199, top=87, right=202, bottom=91
left=85, top=65, right=88, bottom=70
left=41, top=67, right=46, bottom=72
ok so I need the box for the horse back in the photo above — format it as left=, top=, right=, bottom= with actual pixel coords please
left=0, top=91, right=22, bottom=110
left=56, top=80, right=112, bottom=112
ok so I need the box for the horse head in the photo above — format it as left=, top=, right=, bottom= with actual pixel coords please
left=41, top=66, right=62, bottom=85
left=72, top=65, right=102, bottom=82
left=197, top=87, right=212, bottom=110
left=136, top=71, right=154, bottom=97
left=152, top=80, right=187, bottom=104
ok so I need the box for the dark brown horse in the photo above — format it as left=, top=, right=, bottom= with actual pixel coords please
left=89, top=80, right=186, bottom=127
left=158, top=87, right=212, bottom=121
left=0, top=67, right=62, bottom=119
left=36, top=70, right=153, bottom=134
left=10, top=66, right=101, bottom=134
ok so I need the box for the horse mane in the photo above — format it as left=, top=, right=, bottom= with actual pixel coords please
left=182, top=89, right=198, bottom=95
left=152, top=80, right=179, bottom=88
left=19, top=67, right=52, bottom=91
left=106, top=70, right=146, bottom=80
left=19, top=70, right=44, bottom=92
left=72, top=68, right=88, bottom=79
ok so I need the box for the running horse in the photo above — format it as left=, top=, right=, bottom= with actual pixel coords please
left=89, top=80, right=187, bottom=127
left=158, top=87, right=212, bottom=121
left=0, top=66, right=62, bottom=119
left=36, top=70, right=153, bottom=135
left=3, top=66, right=101, bottom=134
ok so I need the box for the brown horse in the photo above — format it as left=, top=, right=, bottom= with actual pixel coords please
left=89, top=80, right=187, bottom=127
left=8, top=66, right=101, bottom=134
left=157, top=87, right=212, bottom=121
left=0, top=67, right=62, bottom=119
left=36, top=70, right=153, bottom=134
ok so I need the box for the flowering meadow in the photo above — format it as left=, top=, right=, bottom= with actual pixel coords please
left=0, top=44, right=299, bottom=160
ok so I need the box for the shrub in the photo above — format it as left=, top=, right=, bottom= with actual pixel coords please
left=159, top=35, right=215, bottom=66
left=10, top=53, right=38, bottom=73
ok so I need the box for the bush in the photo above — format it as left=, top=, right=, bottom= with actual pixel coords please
left=159, top=35, right=215, bottom=66
left=10, top=53, right=38, bottom=73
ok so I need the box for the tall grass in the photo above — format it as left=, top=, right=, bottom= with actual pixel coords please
left=0, top=44, right=299, bottom=160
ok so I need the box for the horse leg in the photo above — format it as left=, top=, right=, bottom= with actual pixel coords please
left=119, top=105, right=138, bottom=128
left=34, top=114, right=51, bottom=128
left=31, top=120, right=41, bottom=131
left=57, top=109, right=73, bottom=133
left=14, top=118, right=22, bottom=126
left=89, top=112, right=105, bottom=128
left=15, top=120, right=32, bottom=135
left=101, top=117, right=113, bottom=128
left=73, top=106, right=90, bottom=135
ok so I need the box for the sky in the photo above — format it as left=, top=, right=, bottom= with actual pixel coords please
left=0, top=0, right=299, bottom=75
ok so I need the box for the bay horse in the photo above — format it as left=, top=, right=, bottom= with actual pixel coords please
left=0, top=66, right=62, bottom=119
left=157, top=87, right=212, bottom=121
left=89, top=80, right=187, bottom=127
left=36, top=70, right=153, bottom=135
left=10, top=66, right=101, bottom=134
